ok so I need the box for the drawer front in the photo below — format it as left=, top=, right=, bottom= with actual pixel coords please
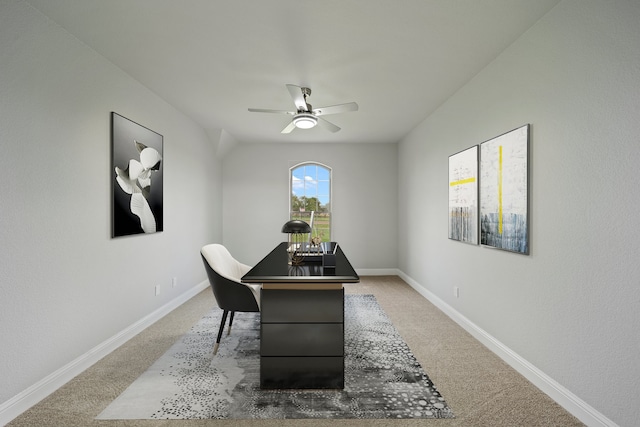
left=261, top=323, right=343, bottom=356
left=261, top=356, right=344, bottom=389
left=261, top=289, right=344, bottom=323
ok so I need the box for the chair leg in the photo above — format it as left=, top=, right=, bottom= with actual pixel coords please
left=227, top=311, right=235, bottom=336
left=213, top=310, right=229, bottom=355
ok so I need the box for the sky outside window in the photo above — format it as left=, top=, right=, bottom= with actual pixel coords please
left=292, top=164, right=330, bottom=211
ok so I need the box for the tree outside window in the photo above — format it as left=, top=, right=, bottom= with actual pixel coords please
left=290, top=162, right=331, bottom=242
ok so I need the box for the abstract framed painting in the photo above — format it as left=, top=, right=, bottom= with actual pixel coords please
left=111, top=112, right=163, bottom=237
left=448, top=145, right=479, bottom=244
left=479, top=124, right=529, bottom=254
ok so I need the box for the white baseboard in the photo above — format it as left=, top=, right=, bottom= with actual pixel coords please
left=0, top=280, right=209, bottom=426
left=397, top=270, right=618, bottom=427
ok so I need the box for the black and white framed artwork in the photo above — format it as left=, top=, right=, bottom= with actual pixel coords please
left=111, top=112, right=163, bottom=237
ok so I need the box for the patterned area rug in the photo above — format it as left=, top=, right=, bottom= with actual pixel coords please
left=97, top=294, right=453, bottom=420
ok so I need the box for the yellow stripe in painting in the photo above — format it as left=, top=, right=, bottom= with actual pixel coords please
left=498, top=145, right=503, bottom=235
left=449, top=177, right=476, bottom=186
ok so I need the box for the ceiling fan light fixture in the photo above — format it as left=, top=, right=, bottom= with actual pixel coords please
left=293, top=113, right=318, bottom=129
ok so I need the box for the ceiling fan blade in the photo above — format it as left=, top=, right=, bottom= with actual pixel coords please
left=281, top=121, right=297, bottom=134
left=312, top=102, right=359, bottom=116
left=286, top=84, right=309, bottom=112
left=317, top=117, right=340, bottom=133
left=248, top=108, right=294, bottom=115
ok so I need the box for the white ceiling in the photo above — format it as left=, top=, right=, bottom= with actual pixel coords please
left=26, top=0, right=560, bottom=145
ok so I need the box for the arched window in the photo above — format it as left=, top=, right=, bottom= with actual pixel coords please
left=290, top=162, right=332, bottom=242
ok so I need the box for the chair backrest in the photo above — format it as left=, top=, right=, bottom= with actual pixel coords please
left=201, top=244, right=259, bottom=313
left=201, top=244, right=247, bottom=281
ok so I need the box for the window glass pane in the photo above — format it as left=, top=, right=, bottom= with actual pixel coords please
left=292, top=180, right=304, bottom=197
left=292, top=167, right=305, bottom=180
left=317, top=167, right=329, bottom=180
left=305, top=177, right=317, bottom=194
left=318, top=181, right=329, bottom=196
left=304, top=165, right=317, bottom=180
left=292, top=167, right=304, bottom=198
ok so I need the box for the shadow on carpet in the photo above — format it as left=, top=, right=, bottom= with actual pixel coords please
left=97, top=294, right=453, bottom=420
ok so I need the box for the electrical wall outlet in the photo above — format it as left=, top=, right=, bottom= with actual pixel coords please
left=172, top=277, right=177, bottom=288
left=155, top=284, right=161, bottom=296
left=454, top=286, right=460, bottom=298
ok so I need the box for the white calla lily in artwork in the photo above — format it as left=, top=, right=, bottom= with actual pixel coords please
left=115, top=160, right=144, bottom=194
left=140, top=146, right=162, bottom=171
left=114, top=140, right=162, bottom=233
left=130, top=193, right=156, bottom=233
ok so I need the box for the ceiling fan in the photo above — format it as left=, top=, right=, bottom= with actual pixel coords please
left=248, top=84, right=358, bottom=133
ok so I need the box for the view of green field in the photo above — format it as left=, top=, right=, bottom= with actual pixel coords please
left=291, top=211, right=331, bottom=242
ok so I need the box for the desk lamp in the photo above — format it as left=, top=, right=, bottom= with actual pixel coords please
left=281, top=219, right=311, bottom=265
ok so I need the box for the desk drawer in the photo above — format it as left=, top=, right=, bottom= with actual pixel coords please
left=261, top=289, right=344, bottom=323
left=261, top=356, right=344, bottom=389
left=261, top=323, right=343, bottom=356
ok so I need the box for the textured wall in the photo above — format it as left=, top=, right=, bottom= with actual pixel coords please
left=0, top=0, right=222, bottom=405
left=398, top=1, right=640, bottom=425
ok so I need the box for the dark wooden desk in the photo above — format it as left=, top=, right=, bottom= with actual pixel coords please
left=242, top=242, right=359, bottom=389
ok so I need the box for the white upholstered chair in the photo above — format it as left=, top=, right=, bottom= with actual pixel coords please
left=200, top=244, right=261, bottom=354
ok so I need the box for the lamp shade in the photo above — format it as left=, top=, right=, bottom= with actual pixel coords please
left=281, top=220, right=311, bottom=234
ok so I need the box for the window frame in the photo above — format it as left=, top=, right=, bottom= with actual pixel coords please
left=289, top=161, right=332, bottom=242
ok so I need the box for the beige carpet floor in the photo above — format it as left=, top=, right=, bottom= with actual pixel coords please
left=7, top=276, right=584, bottom=426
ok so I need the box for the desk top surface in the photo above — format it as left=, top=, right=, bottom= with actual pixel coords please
left=242, top=242, right=360, bottom=284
